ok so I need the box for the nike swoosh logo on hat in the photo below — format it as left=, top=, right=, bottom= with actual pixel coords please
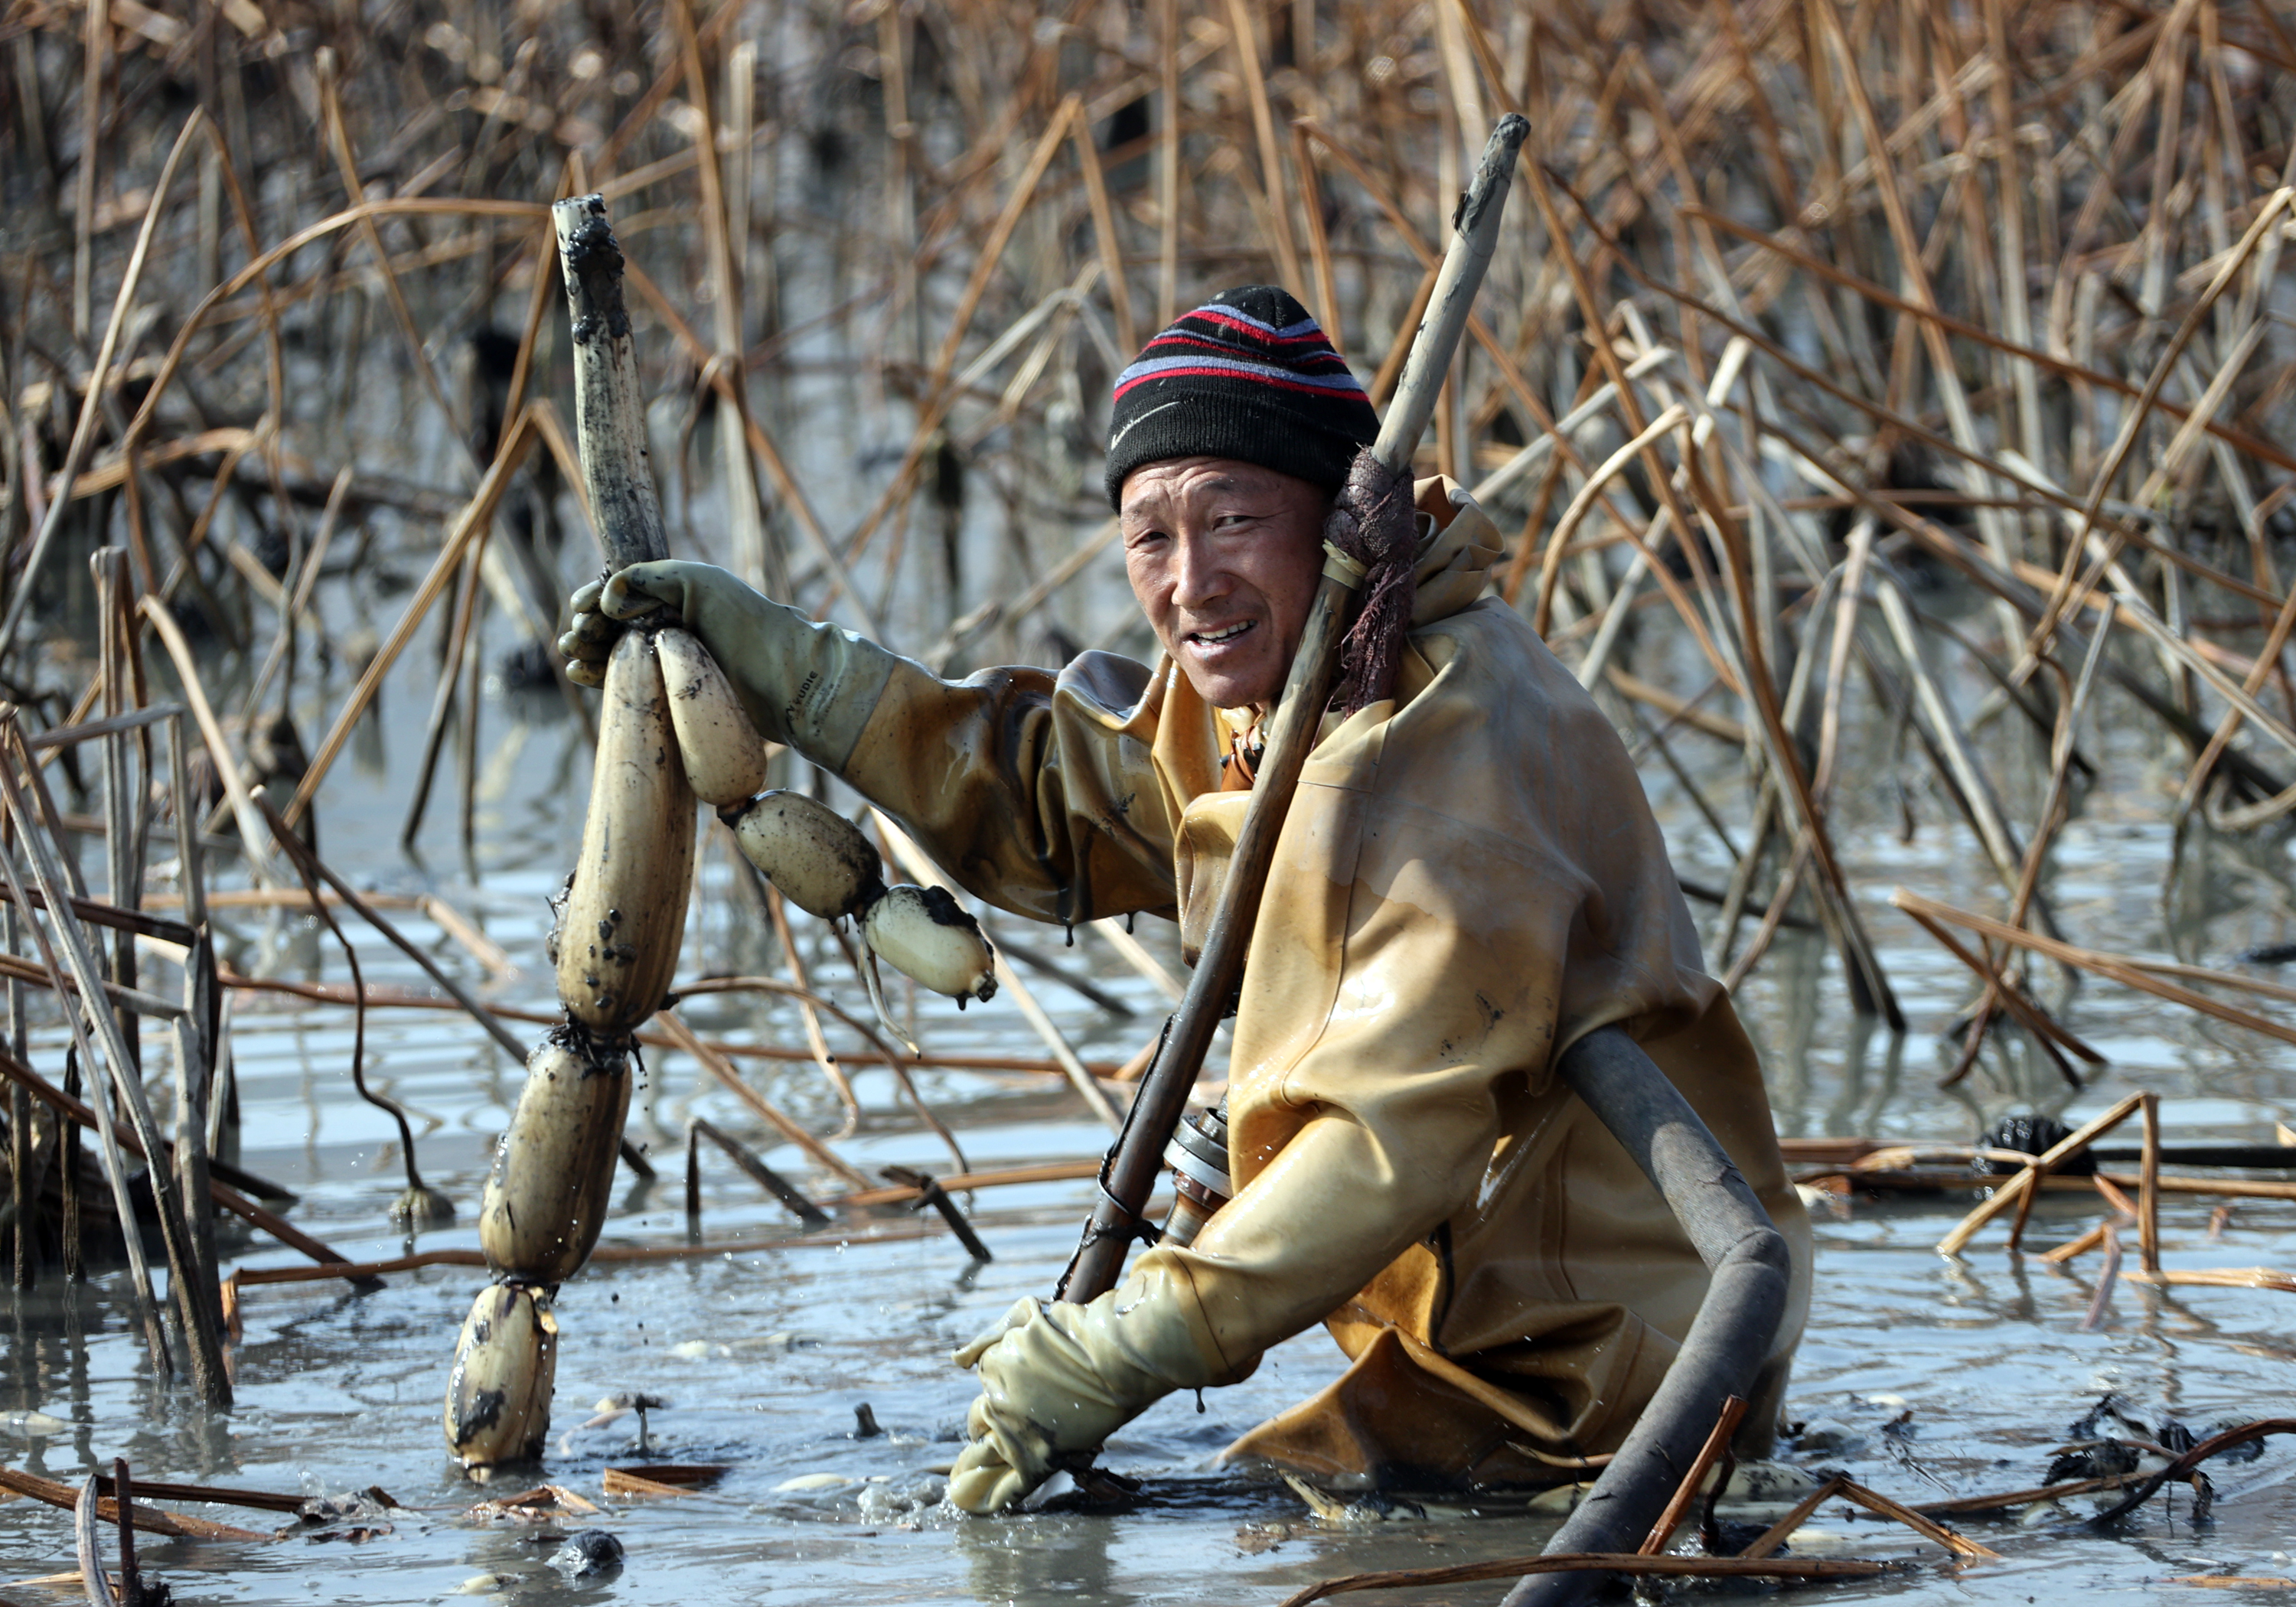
left=1107, top=397, right=1190, bottom=452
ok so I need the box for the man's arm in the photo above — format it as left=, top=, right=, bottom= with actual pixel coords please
left=563, top=561, right=1179, bottom=924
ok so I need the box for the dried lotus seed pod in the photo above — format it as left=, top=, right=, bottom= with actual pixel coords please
left=445, top=1283, right=559, bottom=1480
left=654, top=626, right=767, bottom=807
left=725, top=790, right=884, bottom=921
left=479, top=1032, right=632, bottom=1286
left=863, top=884, right=998, bottom=1004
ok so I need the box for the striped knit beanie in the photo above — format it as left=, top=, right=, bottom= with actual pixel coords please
left=1104, top=286, right=1378, bottom=507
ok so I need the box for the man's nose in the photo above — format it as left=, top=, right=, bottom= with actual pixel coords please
left=1168, top=530, right=1231, bottom=610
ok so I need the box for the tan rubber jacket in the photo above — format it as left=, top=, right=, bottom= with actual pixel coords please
left=747, top=479, right=1811, bottom=1488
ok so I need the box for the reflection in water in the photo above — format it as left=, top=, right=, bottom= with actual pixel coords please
left=957, top=1510, right=1130, bottom=1605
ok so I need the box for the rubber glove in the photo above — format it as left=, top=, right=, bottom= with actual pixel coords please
left=945, top=1258, right=1245, bottom=1514
left=559, top=561, right=899, bottom=769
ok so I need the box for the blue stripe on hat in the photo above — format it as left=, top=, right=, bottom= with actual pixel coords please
left=1114, top=353, right=1367, bottom=394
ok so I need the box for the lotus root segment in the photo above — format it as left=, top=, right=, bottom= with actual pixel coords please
left=558, top=627, right=696, bottom=1034
left=655, top=625, right=768, bottom=806
left=479, top=1031, right=634, bottom=1286
left=863, top=884, right=998, bottom=1002
left=445, top=1283, right=559, bottom=1479
left=726, top=789, right=885, bottom=921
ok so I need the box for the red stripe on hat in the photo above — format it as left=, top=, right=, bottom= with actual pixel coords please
left=1185, top=308, right=1335, bottom=346
left=1114, top=364, right=1366, bottom=403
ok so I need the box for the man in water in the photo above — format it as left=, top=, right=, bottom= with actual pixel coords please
left=562, top=285, right=1809, bottom=1512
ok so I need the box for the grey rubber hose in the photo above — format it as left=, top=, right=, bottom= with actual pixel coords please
left=1499, top=1025, right=1794, bottom=1607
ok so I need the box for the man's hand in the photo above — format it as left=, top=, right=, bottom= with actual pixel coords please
left=558, top=560, right=735, bottom=688
left=942, top=1264, right=1237, bottom=1514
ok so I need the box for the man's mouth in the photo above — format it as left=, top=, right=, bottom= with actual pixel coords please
left=1188, top=621, right=1255, bottom=647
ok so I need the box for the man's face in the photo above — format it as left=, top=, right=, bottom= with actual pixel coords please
left=1120, top=456, right=1328, bottom=712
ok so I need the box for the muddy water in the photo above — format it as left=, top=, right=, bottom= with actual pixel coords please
left=4, top=566, right=2294, bottom=1605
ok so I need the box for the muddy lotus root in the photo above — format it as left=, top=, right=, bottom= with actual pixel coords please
left=557, top=627, right=697, bottom=1035
left=478, top=1032, right=634, bottom=1286
left=656, top=624, right=768, bottom=807
left=445, top=1283, right=559, bottom=1479
left=725, top=788, right=885, bottom=921
left=863, top=884, right=998, bottom=1002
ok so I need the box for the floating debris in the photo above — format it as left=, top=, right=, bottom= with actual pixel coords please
left=1279, top=1472, right=1424, bottom=1526
left=296, top=1486, right=403, bottom=1543
left=466, top=1485, right=600, bottom=1525
left=1791, top=1418, right=1862, bottom=1454
left=548, top=1530, right=625, bottom=1580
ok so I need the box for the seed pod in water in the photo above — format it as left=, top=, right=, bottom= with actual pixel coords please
left=725, top=790, right=884, bottom=921
left=445, top=1283, right=559, bottom=1479
left=393, top=1183, right=457, bottom=1226
left=480, top=1032, right=632, bottom=1286
left=863, top=884, right=998, bottom=1004
left=654, top=626, right=767, bottom=807
left=558, top=628, right=696, bottom=1035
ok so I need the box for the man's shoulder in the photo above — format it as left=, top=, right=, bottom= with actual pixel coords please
left=1053, top=649, right=1162, bottom=722
left=1408, top=599, right=1609, bottom=734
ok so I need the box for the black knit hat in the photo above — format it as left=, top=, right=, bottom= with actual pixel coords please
left=1104, top=285, right=1378, bottom=508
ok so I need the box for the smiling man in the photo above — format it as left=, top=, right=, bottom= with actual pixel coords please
left=562, top=285, right=1809, bottom=1514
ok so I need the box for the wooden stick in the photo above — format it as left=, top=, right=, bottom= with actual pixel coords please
left=111, top=1460, right=140, bottom=1607
left=89, top=1472, right=303, bottom=1516
left=0, top=870, right=195, bottom=946
left=136, top=598, right=277, bottom=886
left=688, top=1117, right=830, bottom=1227
left=2139, top=1092, right=2162, bottom=1274
left=2119, top=1266, right=2296, bottom=1293
left=0, top=754, right=175, bottom=1381
left=1073, top=111, right=1138, bottom=355
left=1224, top=0, right=1305, bottom=293
left=2040, top=1218, right=2115, bottom=1264
left=1892, top=904, right=2098, bottom=1071
left=1936, top=1093, right=2144, bottom=1256
left=1156, top=0, right=1180, bottom=328
left=1915, top=1473, right=2146, bottom=1516
left=2, top=1468, right=271, bottom=1544
left=1893, top=889, right=2296, bottom=1051
left=0, top=950, right=185, bottom=1019
left=1092, top=918, right=1184, bottom=1002
left=74, top=1475, right=116, bottom=1606
left=1290, top=121, right=1343, bottom=346
left=1271, top=1552, right=1890, bottom=1607
left=2083, top=1224, right=2124, bottom=1330
left=655, top=1010, right=872, bottom=1189
left=1736, top=1474, right=1848, bottom=1560
left=1833, top=1479, right=2000, bottom=1560
left=1639, top=1396, right=1744, bottom=1554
